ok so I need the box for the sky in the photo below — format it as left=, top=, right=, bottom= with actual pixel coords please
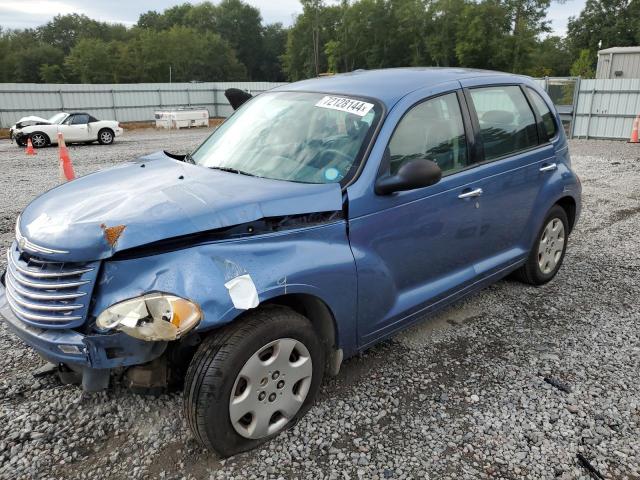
left=0, top=0, right=587, bottom=36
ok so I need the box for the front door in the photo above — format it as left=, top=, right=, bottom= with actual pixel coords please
left=349, top=91, right=488, bottom=345
left=58, top=114, right=90, bottom=142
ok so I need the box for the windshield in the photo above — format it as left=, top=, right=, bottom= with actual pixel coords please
left=191, top=92, right=382, bottom=184
left=48, top=113, right=68, bottom=124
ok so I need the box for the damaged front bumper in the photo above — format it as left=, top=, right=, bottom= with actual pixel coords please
left=0, top=281, right=167, bottom=390
left=11, top=130, right=26, bottom=146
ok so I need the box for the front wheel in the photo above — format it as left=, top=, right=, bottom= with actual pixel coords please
left=514, top=205, right=569, bottom=285
left=184, top=306, right=324, bottom=457
left=30, top=132, right=49, bottom=148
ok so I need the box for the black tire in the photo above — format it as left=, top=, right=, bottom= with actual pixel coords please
left=98, top=128, right=114, bottom=145
left=29, top=132, right=50, bottom=148
left=514, top=205, right=569, bottom=285
left=184, top=305, right=325, bottom=457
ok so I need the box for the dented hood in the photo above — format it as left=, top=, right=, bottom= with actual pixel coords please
left=18, top=152, right=343, bottom=261
left=14, top=115, right=52, bottom=128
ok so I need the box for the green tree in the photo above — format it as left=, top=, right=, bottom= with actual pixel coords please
left=426, top=0, right=466, bottom=67
left=528, top=36, right=572, bottom=77
left=260, top=23, right=288, bottom=81
left=213, top=0, right=264, bottom=79
left=137, top=1, right=274, bottom=80
left=65, top=38, right=116, bottom=83
left=14, top=44, right=65, bottom=82
left=38, top=14, right=131, bottom=54
left=39, top=64, right=66, bottom=83
left=455, top=0, right=511, bottom=70
left=570, top=49, right=596, bottom=77
left=128, top=26, right=246, bottom=83
left=567, top=0, right=640, bottom=55
left=504, top=0, right=553, bottom=73
left=284, top=0, right=342, bottom=80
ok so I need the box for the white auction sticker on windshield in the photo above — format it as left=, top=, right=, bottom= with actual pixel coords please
left=315, top=96, right=374, bottom=117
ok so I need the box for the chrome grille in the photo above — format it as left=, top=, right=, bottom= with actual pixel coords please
left=5, top=243, right=99, bottom=329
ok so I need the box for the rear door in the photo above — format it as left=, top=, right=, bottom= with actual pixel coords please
left=459, top=79, right=557, bottom=276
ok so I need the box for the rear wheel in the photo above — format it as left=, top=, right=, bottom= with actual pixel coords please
left=514, top=205, right=569, bottom=285
left=98, top=128, right=114, bottom=145
left=30, top=132, right=49, bottom=148
left=184, top=306, right=324, bottom=457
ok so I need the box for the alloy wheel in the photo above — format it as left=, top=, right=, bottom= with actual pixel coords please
left=31, top=134, right=46, bottom=147
left=100, top=131, right=113, bottom=144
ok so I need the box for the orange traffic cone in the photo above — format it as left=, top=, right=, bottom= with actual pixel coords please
left=57, top=132, right=76, bottom=181
left=629, top=115, right=640, bottom=143
left=25, top=137, right=36, bottom=155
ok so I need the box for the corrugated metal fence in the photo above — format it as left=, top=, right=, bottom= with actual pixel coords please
left=2, top=78, right=640, bottom=139
left=572, top=78, right=640, bottom=139
left=0, top=82, right=286, bottom=128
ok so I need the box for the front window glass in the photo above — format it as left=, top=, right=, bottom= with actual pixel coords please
left=469, top=85, right=539, bottom=161
left=191, top=92, right=382, bottom=184
left=388, top=92, right=469, bottom=176
left=48, top=113, right=68, bottom=124
left=72, top=114, right=89, bottom=125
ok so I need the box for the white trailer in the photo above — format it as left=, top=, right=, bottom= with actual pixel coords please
left=154, top=108, right=209, bottom=129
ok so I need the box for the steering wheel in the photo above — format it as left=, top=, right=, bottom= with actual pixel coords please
left=320, top=148, right=352, bottom=164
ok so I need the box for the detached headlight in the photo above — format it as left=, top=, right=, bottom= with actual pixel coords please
left=96, top=293, right=202, bottom=341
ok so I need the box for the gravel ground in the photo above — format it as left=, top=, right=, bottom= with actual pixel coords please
left=0, top=131, right=638, bottom=480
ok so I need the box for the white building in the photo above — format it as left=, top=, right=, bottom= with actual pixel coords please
left=596, top=46, right=640, bottom=79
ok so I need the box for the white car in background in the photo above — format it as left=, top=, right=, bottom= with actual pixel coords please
left=11, top=112, right=123, bottom=148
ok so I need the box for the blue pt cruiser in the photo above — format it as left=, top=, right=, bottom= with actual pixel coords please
left=0, top=68, right=581, bottom=456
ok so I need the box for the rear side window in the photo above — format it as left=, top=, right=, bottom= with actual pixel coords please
left=527, top=88, right=558, bottom=140
left=469, top=86, right=538, bottom=161
left=388, top=92, right=469, bottom=176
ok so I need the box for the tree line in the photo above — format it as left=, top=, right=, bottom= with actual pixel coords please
left=0, top=0, right=638, bottom=84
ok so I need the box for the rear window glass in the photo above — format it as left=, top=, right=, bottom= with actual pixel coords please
left=527, top=88, right=558, bottom=139
left=469, top=86, right=538, bottom=161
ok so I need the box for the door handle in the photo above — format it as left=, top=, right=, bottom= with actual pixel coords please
left=458, top=188, right=483, bottom=199
left=539, top=163, right=557, bottom=172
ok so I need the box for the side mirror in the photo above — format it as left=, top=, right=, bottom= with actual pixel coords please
left=375, top=158, right=442, bottom=195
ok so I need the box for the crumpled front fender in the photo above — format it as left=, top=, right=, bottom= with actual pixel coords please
left=90, top=221, right=357, bottom=354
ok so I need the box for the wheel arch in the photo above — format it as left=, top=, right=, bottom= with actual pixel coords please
left=199, top=293, right=343, bottom=377
left=555, top=196, right=577, bottom=233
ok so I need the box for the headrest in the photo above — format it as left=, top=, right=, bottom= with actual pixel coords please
left=481, top=110, right=515, bottom=125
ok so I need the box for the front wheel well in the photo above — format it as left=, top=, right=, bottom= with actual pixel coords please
left=263, top=293, right=341, bottom=375
left=556, top=196, right=577, bottom=233
left=180, top=295, right=342, bottom=380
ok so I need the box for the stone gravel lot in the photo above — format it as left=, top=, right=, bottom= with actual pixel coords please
left=0, top=129, right=638, bottom=480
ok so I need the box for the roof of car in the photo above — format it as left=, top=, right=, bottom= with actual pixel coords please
left=273, top=67, right=520, bottom=108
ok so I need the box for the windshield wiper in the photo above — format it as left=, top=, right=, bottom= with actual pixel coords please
left=183, top=152, right=195, bottom=164
left=209, top=166, right=256, bottom=177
